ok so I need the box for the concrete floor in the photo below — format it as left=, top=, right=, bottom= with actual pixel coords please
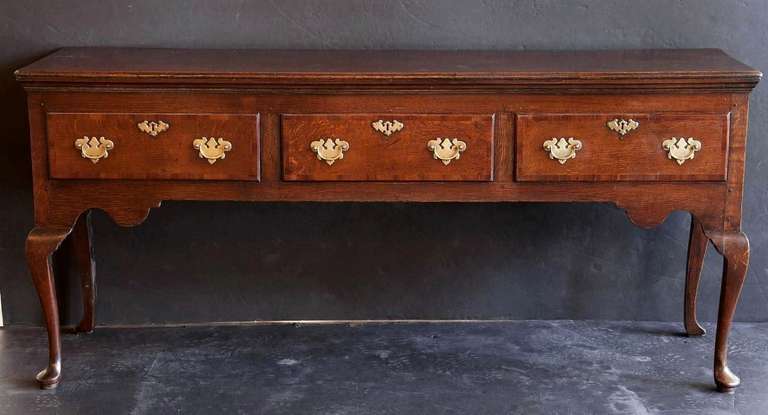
left=1, top=321, right=767, bottom=414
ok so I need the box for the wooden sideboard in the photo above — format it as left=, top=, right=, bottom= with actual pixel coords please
left=15, top=48, right=761, bottom=392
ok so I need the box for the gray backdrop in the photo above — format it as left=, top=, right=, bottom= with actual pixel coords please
left=1, top=0, right=766, bottom=326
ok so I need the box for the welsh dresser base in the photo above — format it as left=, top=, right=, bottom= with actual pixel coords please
left=15, top=48, right=761, bottom=392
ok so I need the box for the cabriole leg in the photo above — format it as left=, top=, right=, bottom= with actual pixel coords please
left=709, top=231, right=750, bottom=393
left=684, top=215, right=708, bottom=336
left=26, top=227, right=71, bottom=389
left=68, top=212, right=96, bottom=333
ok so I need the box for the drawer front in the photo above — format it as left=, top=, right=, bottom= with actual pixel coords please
left=282, top=114, right=494, bottom=181
left=47, top=113, right=259, bottom=180
left=516, top=113, right=729, bottom=181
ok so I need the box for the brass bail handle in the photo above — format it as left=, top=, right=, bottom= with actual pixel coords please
left=427, top=138, right=467, bottom=165
left=74, top=136, right=115, bottom=163
left=542, top=137, right=582, bottom=164
left=193, top=137, right=232, bottom=164
left=310, top=138, right=350, bottom=165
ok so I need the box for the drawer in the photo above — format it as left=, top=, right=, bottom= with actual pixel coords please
left=281, top=114, right=494, bottom=181
left=47, top=113, right=260, bottom=180
left=515, top=113, right=729, bottom=181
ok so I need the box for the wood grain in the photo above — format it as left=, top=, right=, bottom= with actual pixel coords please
left=15, top=48, right=761, bottom=92
left=47, top=112, right=260, bottom=180
left=516, top=112, right=729, bottom=181
left=282, top=114, right=494, bottom=181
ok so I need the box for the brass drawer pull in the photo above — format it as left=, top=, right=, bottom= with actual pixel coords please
left=543, top=137, right=582, bottom=164
left=607, top=118, right=639, bottom=138
left=74, top=136, right=114, bottom=163
left=310, top=138, right=349, bottom=165
left=137, top=120, right=169, bottom=137
left=371, top=119, right=404, bottom=136
left=662, top=137, right=701, bottom=165
left=193, top=137, right=232, bottom=164
left=427, top=138, right=466, bottom=165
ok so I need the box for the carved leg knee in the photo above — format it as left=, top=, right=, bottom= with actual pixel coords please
left=709, top=231, right=749, bottom=392
left=684, top=216, right=708, bottom=336
left=26, top=227, right=71, bottom=389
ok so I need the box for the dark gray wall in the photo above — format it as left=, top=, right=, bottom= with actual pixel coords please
left=1, top=0, right=766, bottom=326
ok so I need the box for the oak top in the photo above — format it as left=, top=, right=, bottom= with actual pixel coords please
left=15, top=48, right=761, bottom=91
